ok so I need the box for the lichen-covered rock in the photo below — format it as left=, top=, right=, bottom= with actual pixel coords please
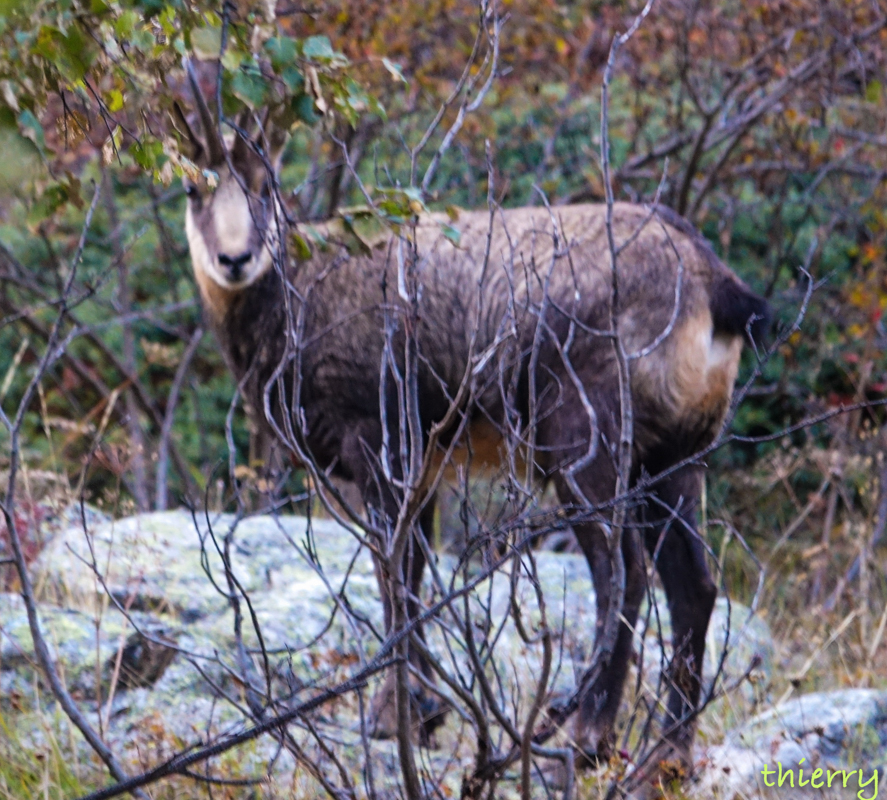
left=38, top=502, right=113, bottom=543
left=0, top=592, right=177, bottom=701
left=696, top=689, right=887, bottom=799
left=30, top=511, right=774, bottom=704
left=34, top=510, right=380, bottom=623
left=16, top=509, right=778, bottom=792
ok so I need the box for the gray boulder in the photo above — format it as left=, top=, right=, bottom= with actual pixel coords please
left=0, top=591, right=177, bottom=702
left=32, top=510, right=772, bottom=699
left=10, top=510, right=777, bottom=790
left=696, top=688, right=887, bottom=799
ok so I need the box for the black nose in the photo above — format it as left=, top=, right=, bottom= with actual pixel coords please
left=218, top=251, right=251, bottom=281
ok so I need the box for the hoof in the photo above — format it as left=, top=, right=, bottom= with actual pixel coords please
left=572, top=719, right=615, bottom=771
left=368, top=672, right=450, bottom=744
left=574, top=741, right=611, bottom=771
left=538, top=744, right=628, bottom=793
left=415, top=691, right=450, bottom=744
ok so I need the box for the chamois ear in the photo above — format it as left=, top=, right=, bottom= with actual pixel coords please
left=171, top=101, right=205, bottom=164
left=258, top=108, right=289, bottom=168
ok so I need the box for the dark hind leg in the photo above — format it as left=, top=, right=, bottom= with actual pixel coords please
left=368, top=497, right=448, bottom=742
left=637, top=466, right=715, bottom=777
left=549, top=456, right=645, bottom=765
left=565, top=494, right=646, bottom=765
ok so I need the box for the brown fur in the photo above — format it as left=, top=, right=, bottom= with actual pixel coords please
left=179, top=102, right=769, bottom=777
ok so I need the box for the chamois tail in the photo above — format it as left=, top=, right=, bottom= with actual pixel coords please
left=710, top=274, right=771, bottom=347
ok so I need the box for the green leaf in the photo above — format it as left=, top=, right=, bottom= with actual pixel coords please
left=231, top=68, right=267, bottom=109
left=26, top=181, right=69, bottom=227
left=372, top=186, right=427, bottom=219
left=305, top=225, right=329, bottom=247
left=131, top=26, right=154, bottom=51
left=344, top=78, right=368, bottom=109
left=866, top=80, right=882, bottom=104
left=280, top=65, right=304, bottom=93
left=114, top=10, right=138, bottom=39
left=157, top=7, right=178, bottom=36
left=402, top=186, right=425, bottom=204
left=0, top=0, right=31, bottom=17
left=265, top=36, right=297, bottom=72
left=441, top=224, right=461, bottom=246
left=290, top=232, right=311, bottom=261
left=366, top=94, right=386, bottom=120
left=221, top=49, right=244, bottom=72
left=292, top=92, right=318, bottom=125
left=131, top=136, right=164, bottom=170
left=302, top=35, right=334, bottom=60
left=139, top=0, right=167, bottom=16
left=339, top=216, right=373, bottom=255
left=191, top=25, right=221, bottom=59
left=17, top=109, right=44, bottom=152
left=0, top=125, right=40, bottom=193
left=33, top=25, right=95, bottom=82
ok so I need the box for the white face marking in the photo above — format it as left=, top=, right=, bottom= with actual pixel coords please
left=185, top=174, right=278, bottom=292
left=213, top=180, right=252, bottom=260
left=185, top=202, right=221, bottom=285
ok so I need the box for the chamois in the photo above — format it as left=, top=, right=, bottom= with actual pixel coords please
left=176, top=65, right=769, bottom=781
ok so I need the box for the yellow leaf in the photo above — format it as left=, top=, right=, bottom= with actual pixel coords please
left=107, top=89, right=124, bottom=112
left=849, top=286, right=870, bottom=307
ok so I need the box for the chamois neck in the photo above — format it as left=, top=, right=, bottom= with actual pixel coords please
left=193, top=267, right=243, bottom=327
left=204, top=268, right=286, bottom=385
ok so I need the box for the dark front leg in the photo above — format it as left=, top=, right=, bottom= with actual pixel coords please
left=369, top=497, right=448, bottom=742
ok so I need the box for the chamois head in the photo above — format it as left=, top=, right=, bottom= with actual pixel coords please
left=175, top=61, right=287, bottom=307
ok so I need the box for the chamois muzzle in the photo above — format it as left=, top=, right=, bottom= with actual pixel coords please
left=218, top=251, right=253, bottom=283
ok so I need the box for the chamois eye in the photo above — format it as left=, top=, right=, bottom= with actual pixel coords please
left=184, top=183, right=199, bottom=200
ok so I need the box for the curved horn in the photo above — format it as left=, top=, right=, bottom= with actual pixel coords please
left=171, top=100, right=203, bottom=161
left=231, top=108, right=253, bottom=164
left=184, top=58, right=225, bottom=166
